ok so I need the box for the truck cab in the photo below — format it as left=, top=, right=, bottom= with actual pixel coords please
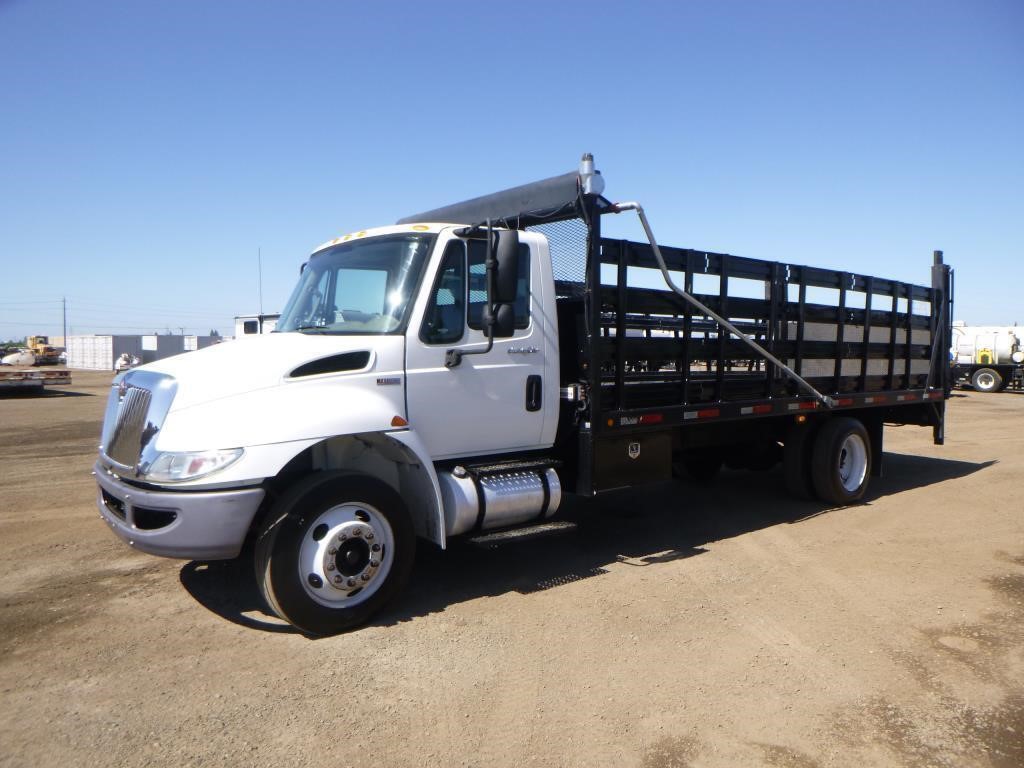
left=95, top=221, right=566, bottom=634
left=281, top=224, right=561, bottom=459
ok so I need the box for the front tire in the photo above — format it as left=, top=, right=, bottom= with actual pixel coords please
left=254, top=473, right=414, bottom=635
left=811, top=418, right=871, bottom=505
left=971, top=368, right=1002, bottom=393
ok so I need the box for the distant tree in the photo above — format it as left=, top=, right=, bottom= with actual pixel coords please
left=209, top=329, right=221, bottom=338
left=0, top=338, right=26, bottom=355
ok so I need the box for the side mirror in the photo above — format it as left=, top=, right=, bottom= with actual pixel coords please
left=492, top=229, right=520, bottom=305
left=300, top=262, right=308, bottom=275
left=487, top=303, right=515, bottom=338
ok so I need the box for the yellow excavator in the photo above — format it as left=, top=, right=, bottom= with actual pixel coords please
left=26, top=336, right=62, bottom=365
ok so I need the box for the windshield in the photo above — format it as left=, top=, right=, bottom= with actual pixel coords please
left=278, top=233, right=436, bottom=334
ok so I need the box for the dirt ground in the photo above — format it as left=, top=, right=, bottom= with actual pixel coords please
left=1, top=370, right=1021, bottom=768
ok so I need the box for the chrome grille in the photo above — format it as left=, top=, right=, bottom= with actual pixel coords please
left=106, top=386, right=152, bottom=468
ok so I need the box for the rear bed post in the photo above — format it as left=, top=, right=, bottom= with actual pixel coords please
left=930, top=250, right=952, bottom=445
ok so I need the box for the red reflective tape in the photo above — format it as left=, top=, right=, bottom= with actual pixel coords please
left=836, top=398, right=854, bottom=406
left=930, top=391, right=945, bottom=400
left=752, top=404, right=772, bottom=414
left=798, top=401, right=818, bottom=410
left=639, top=413, right=664, bottom=425
left=697, top=408, right=720, bottom=419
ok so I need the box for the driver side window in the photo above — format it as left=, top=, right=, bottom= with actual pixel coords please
left=420, top=241, right=465, bottom=345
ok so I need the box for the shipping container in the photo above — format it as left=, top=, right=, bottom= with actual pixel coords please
left=66, top=335, right=144, bottom=371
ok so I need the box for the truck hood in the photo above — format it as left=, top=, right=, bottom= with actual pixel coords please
left=141, top=333, right=394, bottom=411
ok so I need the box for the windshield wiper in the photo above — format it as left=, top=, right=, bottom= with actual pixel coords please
left=292, top=324, right=334, bottom=334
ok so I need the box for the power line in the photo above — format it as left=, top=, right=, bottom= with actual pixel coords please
left=62, top=306, right=234, bottom=319
left=63, top=298, right=236, bottom=314
left=0, top=299, right=65, bottom=306
left=0, top=320, right=229, bottom=332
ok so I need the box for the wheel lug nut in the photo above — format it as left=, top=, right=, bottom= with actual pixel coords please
left=352, top=529, right=362, bottom=537
left=338, top=533, right=347, bottom=541
left=361, top=573, right=370, bottom=581
left=370, top=560, right=379, bottom=568
left=328, top=546, right=337, bottom=555
left=326, top=562, right=335, bottom=571
left=366, top=532, right=374, bottom=540
left=371, top=543, right=381, bottom=552
left=333, top=575, right=343, bottom=584
left=347, top=577, right=357, bottom=587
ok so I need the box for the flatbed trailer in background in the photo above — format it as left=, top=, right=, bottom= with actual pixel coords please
left=0, top=366, right=72, bottom=392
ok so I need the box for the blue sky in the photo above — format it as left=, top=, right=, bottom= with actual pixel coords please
left=1, top=0, right=1021, bottom=341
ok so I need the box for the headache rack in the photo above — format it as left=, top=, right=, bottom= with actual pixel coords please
left=401, top=154, right=954, bottom=491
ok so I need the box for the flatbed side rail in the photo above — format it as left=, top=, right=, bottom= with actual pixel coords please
left=575, top=226, right=946, bottom=432
left=611, top=202, right=835, bottom=409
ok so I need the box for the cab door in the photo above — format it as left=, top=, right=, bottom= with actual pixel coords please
left=405, top=233, right=549, bottom=459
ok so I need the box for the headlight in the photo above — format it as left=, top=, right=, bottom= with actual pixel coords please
left=144, top=448, right=244, bottom=483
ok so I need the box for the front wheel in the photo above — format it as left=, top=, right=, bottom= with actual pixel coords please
left=811, top=418, right=871, bottom=505
left=254, top=473, right=415, bottom=635
left=971, top=368, right=1003, bottom=393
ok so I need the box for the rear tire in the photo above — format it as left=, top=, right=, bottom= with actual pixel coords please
left=811, top=418, right=871, bottom=505
left=971, top=368, right=1002, bottom=393
left=254, top=473, right=414, bottom=636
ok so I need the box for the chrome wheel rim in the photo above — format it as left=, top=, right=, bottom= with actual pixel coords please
left=298, top=502, right=395, bottom=608
left=976, top=372, right=995, bottom=390
left=837, top=433, right=868, bottom=493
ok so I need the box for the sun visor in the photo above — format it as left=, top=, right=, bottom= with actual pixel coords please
left=397, top=170, right=583, bottom=227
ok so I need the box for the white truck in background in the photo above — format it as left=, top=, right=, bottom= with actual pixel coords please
left=951, top=322, right=1024, bottom=392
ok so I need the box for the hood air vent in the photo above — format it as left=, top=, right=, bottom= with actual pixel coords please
left=289, top=351, right=371, bottom=378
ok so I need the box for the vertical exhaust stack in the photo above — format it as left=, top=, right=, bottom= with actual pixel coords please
left=579, top=153, right=605, bottom=196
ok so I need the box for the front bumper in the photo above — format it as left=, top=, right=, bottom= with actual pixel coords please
left=94, top=461, right=266, bottom=560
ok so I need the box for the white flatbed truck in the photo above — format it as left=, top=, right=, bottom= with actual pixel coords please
left=94, top=155, right=954, bottom=634
left=950, top=323, right=1024, bottom=392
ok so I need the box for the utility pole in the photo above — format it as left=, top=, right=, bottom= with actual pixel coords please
left=62, top=296, right=67, bottom=345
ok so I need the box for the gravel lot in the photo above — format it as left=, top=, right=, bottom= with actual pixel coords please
left=1, top=370, right=1021, bottom=768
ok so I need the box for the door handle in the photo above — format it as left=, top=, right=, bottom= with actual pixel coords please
left=525, top=375, right=542, bottom=412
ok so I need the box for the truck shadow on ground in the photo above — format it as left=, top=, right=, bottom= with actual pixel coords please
left=0, top=388, right=94, bottom=399
left=866, top=452, right=997, bottom=503
left=178, top=451, right=995, bottom=635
